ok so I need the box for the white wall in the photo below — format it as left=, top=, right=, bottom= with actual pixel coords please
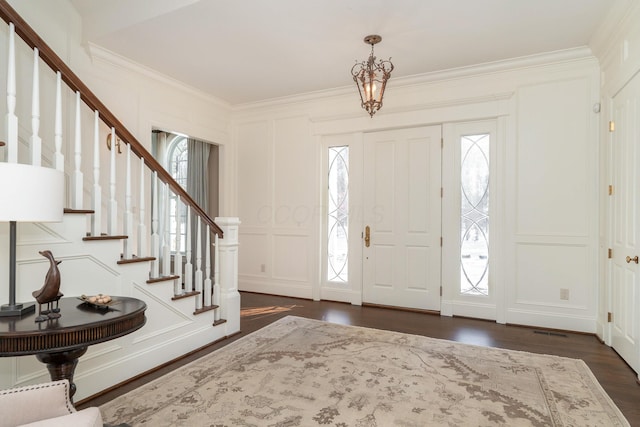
left=233, top=53, right=601, bottom=333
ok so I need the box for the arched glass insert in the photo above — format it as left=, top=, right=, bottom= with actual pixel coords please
left=460, top=133, right=490, bottom=296
left=327, top=146, right=349, bottom=282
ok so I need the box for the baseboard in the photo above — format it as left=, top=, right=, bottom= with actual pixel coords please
left=319, top=287, right=361, bottom=305
left=441, top=300, right=496, bottom=321
left=506, top=308, right=597, bottom=334
left=239, top=277, right=313, bottom=300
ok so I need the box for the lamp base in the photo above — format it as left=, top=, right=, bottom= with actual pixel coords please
left=0, top=302, right=36, bottom=317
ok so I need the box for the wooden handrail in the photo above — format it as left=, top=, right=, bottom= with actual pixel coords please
left=0, top=0, right=223, bottom=237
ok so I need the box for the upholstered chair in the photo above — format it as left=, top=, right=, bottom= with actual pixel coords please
left=0, top=380, right=102, bottom=427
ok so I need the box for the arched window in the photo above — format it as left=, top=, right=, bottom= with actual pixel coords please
left=167, top=136, right=188, bottom=252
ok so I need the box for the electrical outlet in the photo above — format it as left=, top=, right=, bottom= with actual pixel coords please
left=560, top=288, right=570, bottom=300
left=260, top=264, right=266, bottom=273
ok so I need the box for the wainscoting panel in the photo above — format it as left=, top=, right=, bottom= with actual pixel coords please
left=273, top=117, right=315, bottom=229
left=514, top=242, right=590, bottom=309
left=273, top=233, right=309, bottom=282
left=237, top=121, right=271, bottom=228
left=238, top=231, right=270, bottom=278
left=515, top=78, right=591, bottom=238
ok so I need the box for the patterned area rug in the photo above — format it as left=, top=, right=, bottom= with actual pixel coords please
left=100, top=316, right=629, bottom=426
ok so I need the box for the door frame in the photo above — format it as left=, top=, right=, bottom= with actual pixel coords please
left=441, top=120, right=503, bottom=321
left=319, top=133, right=364, bottom=305
left=318, top=119, right=505, bottom=322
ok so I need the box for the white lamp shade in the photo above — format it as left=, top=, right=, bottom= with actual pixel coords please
left=0, top=162, right=64, bottom=222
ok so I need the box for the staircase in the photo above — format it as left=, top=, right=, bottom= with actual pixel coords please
left=0, top=1, right=240, bottom=401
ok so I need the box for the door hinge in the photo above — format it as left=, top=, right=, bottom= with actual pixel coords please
left=441, top=138, right=443, bottom=148
left=609, top=185, right=614, bottom=195
left=440, top=187, right=443, bottom=198
left=440, top=237, right=443, bottom=247
left=440, top=286, right=442, bottom=297
left=608, top=248, right=613, bottom=259
left=608, top=312, right=613, bottom=323
left=609, top=121, right=615, bottom=132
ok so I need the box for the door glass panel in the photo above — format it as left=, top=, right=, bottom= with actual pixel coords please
left=460, top=134, right=489, bottom=296
left=327, top=146, right=349, bottom=282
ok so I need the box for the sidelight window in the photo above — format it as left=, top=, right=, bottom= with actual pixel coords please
left=327, top=146, right=349, bottom=282
left=460, top=134, right=490, bottom=296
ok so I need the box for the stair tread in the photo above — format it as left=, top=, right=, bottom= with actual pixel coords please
left=171, top=291, right=200, bottom=301
left=83, top=234, right=128, bottom=241
left=64, top=208, right=95, bottom=214
left=213, top=319, right=227, bottom=326
left=146, top=275, right=180, bottom=284
left=118, top=256, right=156, bottom=265
left=193, top=305, right=219, bottom=315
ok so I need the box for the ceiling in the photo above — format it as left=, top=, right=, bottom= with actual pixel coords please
left=70, top=0, right=624, bottom=106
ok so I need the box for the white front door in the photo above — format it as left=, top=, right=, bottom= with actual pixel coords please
left=610, top=73, right=640, bottom=373
left=362, top=126, right=442, bottom=310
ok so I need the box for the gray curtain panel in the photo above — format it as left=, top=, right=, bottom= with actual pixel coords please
left=187, top=138, right=211, bottom=280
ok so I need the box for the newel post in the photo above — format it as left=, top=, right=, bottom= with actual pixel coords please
left=214, top=217, right=241, bottom=333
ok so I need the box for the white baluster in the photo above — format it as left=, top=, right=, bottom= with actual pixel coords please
left=91, top=111, right=102, bottom=236
left=184, top=206, right=193, bottom=292
left=204, top=225, right=212, bottom=307
left=71, top=91, right=83, bottom=209
left=150, top=171, right=160, bottom=278
left=123, top=143, right=133, bottom=259
left=162, top=182, right=171, bottom=277
left=107, top=127, right=118, bottom=235
left=137, top=157, right=147, bottom=257
left=194, top=216, right=203, bottom=310
left=5, top=23, right=17, bottom=163
left=54, top=71, right=64, bottom=171
left=30, top=48, right=41, bottom=166
left=174, top=196, right=183, bottom=295
left=213, top=232, right=220, bottom=321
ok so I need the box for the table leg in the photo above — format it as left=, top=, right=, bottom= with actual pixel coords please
left=35, top=346, right=88, bottom=401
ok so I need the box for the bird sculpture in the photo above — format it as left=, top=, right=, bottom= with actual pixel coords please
left=32, top=250, right=63, bottom=322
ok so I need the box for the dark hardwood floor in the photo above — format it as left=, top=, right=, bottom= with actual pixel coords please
left=80, top=292, right=640, bottom=424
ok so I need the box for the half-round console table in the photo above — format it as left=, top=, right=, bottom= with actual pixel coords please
left=0, top=296, right=146, bottom=400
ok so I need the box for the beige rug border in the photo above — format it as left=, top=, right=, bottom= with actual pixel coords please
left=100, top=315, right=629, bottom=425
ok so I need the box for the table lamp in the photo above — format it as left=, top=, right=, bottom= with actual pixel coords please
left=0, top=162, right=64, bottom=317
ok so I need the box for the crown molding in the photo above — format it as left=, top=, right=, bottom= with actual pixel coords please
left=87, top=42, right=231, bottom=110
left=589, top=0, right=639, bottom=60
left=87, top=42, right=594, bottom=115
left=233, top=47, right=595, bottom=113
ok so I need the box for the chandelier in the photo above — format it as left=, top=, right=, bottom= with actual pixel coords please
left=351, top=35, right=394, bottom=118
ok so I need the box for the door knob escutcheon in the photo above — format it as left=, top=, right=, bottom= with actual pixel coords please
left=364, top=226, right=370, bottom=248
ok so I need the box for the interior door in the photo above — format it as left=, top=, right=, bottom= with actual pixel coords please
left=362, top=126, right=442, bottom=310
left=611, top=73, right=640, bottom=373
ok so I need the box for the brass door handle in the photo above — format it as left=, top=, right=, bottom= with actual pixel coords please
left=364, top=226, right=370, bottom=248
left=626, top=255, right=639, bottom=264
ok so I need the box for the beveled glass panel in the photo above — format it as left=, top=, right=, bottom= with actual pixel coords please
left=460, top=134, right=490, bottom=296
left=327, top=146, right=349, bottom=282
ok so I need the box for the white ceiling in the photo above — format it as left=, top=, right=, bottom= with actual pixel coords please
left=70, top=0, right=624, bottom=106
